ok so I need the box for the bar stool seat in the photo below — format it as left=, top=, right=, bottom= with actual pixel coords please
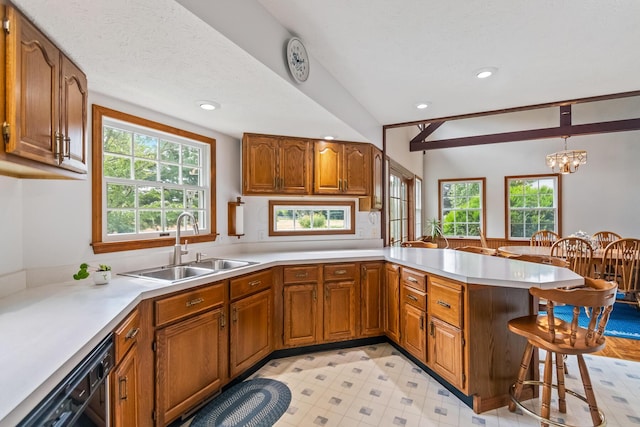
left=507, top=277, right=617, bottom=427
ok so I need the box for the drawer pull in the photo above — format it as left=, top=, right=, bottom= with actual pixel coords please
left=119, top=376, right=128, bottom=400
left=295, top=272, right=309, bottom=278
left=407, top=294, right=418, bottom=302
left=186, top=297, right=205, bottom=307
left=125, top=327, right=139, bottom=340
left=420, top=315, right=424, bottom=330
left=334, top=269, right=347, bottom=275
left=430, top=321, right=435, bottom=337
left=437, top=300, right=451, bottom=309
left=249, top=280, right=262, bottom=287
left=407, top=277, right=418, bottom=283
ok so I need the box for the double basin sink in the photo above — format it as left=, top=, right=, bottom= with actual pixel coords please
left=120, top=258, right=257, bottom=283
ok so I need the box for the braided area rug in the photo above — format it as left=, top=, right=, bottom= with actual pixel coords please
left=190, top=378, right=291, bottom=427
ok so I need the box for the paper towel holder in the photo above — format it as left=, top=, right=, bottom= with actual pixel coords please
left=228, top=196, right=245, bottom=238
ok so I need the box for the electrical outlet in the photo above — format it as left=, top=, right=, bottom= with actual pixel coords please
left=258, top=230, right=266, bottom=240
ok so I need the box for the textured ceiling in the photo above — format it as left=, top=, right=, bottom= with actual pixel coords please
left=8, top=0, right=640, bottom=145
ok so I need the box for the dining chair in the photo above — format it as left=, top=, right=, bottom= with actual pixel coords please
left=530, top=230, right=560, bottom=247
left=401, top=240, right=438, bottom=248
left=508, top=277, right=617, bottom=427
left=550, top=237, right=594, bottom=278
left=592, top=230, right=622, bottom=250
left=599, top=238, right=640, bottom=307
left=510, top=254, right=569, bottom=268
left=479, top=228, right=489, bottom=248
left=455, top=246, right=497, bottom=256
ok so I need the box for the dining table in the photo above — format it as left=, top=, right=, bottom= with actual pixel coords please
left=498, top=245, right=607, bottom=260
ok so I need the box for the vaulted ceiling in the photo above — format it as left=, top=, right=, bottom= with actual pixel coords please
left=9, top=0, right=640, bottom=146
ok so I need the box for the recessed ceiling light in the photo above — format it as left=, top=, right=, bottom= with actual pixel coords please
left=416, top=102, right=430, bottom=110
left=198, top=101, right=221, bottom=110
left=323, top=135, right=335, bottom=140
left=475, top=67, right=498, bottom=79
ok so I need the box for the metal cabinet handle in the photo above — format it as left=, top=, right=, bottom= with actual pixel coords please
left=64, top=136, right=71, bottom=159
left=295, top=272, right=309, bottom=278
left=407, top=294, right=418, bottom=302
left=334, top=269, right=347, bottom=275
left=344, top=180, right=348, bottom=191
left=186, top=297, right=204, bottom=307
left=233, top=307, right=238, bottom=323
left=338, top=179, right=342, bottom=191
left=220, top=312, right=226, bottom=328
left=430, top=321, right=435, bottom=337
left=125, top=327, right=139, bottom=340
left=437, top=300, right=451, bottom=309
left=249, top=280, right=262, bottom=287
left=119, top=376, right=128, bottom=400
left=407, top=277, right=418, bottom=283
left=420, top=315, right=424, bottom=330
left=312, top=287, right=317, bottom=301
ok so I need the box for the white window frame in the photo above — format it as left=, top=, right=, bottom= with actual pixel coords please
left=439, top=178, right=485, bottom=238
left=268, top=200, right=355, bottom=236
left=505, top=174, right=561, bottom=240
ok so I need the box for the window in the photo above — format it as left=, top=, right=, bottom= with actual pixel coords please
left=269, top=201, right=355, bottom=236
left=388, top=161, right=416, bottom=246
left=415, top=177, right=423, bottom=238
left=439, top=178, right=485, bottom=237
left=506, top=174, right=561, bottom=240
left=91, top=105, right=217, bottom=253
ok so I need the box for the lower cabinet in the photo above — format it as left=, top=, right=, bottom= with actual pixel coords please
left=229, top=270, right=273, bottom=377
left=384, top=263, right=401, bottom=344
left=283, top=265, right=320, bottom=346
left=323, top=264, right=357, bottom=341
left=401, top=285, right=427, bottom=363
left=360, top=262, right=384, bottom=337
left=112, top=344, right=139, bottom=427
left=428, top=316, right=464, bottom=388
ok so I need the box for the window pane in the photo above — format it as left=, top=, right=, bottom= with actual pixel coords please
left=163, top=188, right=184, bottom=208
left=103, top=126, right=131, bottom=155
left=139, top=211, right=161, bottom=233
left=183, top=167, right=201, bottom=186
left=138, top=186, right=162, bottom=208
left=134, top=134, right=157, bottom=159
left=186, top=190, right=202, bottom=209
left=160, top=164, right=180, bottom=184
left=107, top=184, right=134, bottom=208
left=107, top=210, right=135, bottom=234
left=439, top=179, right=484, bottom=237
left=182, top=145, right=201, bottom=166
left=104, top=155, right=131, bottom=179
left=275, top=209, right=294, bottom=231
left=160, top=140, right=180, bottom=163
left=507, top=175, right=558, bottom=239
left=134, top=159, right=157, bottom=181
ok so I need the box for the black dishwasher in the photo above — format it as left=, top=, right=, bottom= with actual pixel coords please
left=18, top=334, right=114, bottom=427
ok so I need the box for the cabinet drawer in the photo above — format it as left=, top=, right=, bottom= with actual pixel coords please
left=401, top=267, right=427, bottom=292
left=429, top=277, right=463, bottom=328
left=113, top=308, right=140, bottom=363
left=230, top=269, right=273, bottom=300
left=323, top=263, right=356, bottom=281
left=401, top=285, right=426, bottom=311
left=283, top=265, right=319, bottom=284
left=155, top=282, right=225, bottom=327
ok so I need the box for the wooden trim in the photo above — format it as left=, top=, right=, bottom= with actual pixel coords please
left=267, top=200, right=356, bottom=237
left=437, top=177, right=486, bottom=239
left=409, top=121, right=444, bottom=144
left=503, top=174, right=562, bottom=241
left=91, top=104, right=217, bottom=254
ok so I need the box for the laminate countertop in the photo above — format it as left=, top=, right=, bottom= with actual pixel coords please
left=0, top=247, right=582, bottom=426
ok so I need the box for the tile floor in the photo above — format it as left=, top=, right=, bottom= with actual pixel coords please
left=244, top=343, right=640, bottom=427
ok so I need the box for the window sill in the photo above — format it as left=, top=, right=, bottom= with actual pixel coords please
left=91, top=233, right=218, bottom=254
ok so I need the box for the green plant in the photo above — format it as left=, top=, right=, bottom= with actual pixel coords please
left=73, top=263, right=111, bottom=280
left=426, top=218, right=443, bottom=240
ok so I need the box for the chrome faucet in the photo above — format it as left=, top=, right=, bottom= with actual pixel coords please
left=173, top=212, right=199, bottom=265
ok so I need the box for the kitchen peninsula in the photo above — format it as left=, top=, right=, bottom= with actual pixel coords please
left=0, top=248, right=582, bottom=426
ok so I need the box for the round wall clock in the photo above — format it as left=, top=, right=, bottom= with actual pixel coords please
left=286, top=37, right=310, bottom=83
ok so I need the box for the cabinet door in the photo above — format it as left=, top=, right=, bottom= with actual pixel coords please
left=384, top=264, right=401, bottom=343
left=342, top=143, right=369, bottom=195
left=59, top=56, right=87, bottom=173
left=429, top=316, right=464, bottom=389
left=230, top=289, right=272, bottom=377
left=279, top=139, right=312, bottom=194
left=283, top=283, right=319, bottom=346
left=371, top=147, right=383, bottom=210
left=314, top=141, right=342, bottom=194
left=360, top=262, right=383, bottom=337
left=5, top=7, right=59, bottom=166
left=323, top=281, right=357, bottom=341
left=402, top=304, right=426, bottom=363
left=112, top=345, right=139, bottom=427
left=242, top=134, right=279, bottom=194
left=155, top=308, right=227, bottom=426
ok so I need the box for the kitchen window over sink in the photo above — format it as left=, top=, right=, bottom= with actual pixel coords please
left=91, top=105, right=217, bottom=254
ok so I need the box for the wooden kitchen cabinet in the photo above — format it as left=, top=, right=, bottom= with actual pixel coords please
left=314, top=141, right=369, bottom=195
left=1, top=5, right=88, bottom=178
left=323, top=263, right=358, bottom=341
left=359, top=146, right=383, bottom=211
left=242, top=133, right=312, bottom=195
left=384, top=263, right=401, bottom=344
left=111, top=308, right=141, bottom=427
left=401, top=282, right=427, bottom=363
left=283, top=265, right=321, bottom=347
left=359, top=262, right=384, bottom=337
left=154, top=282, right=227, bottom=426
left=229, top=270, right=273, bottom=377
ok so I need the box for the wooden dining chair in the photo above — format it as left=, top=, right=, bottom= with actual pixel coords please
left=592, top=231, right=621, bottom=250
left=510, top=254, right=569, bottom=268
left=455, top=246, right=497, bottom=256
left=508, top=277, right=617, bottom=427
left=550, top=237, right=594, bottom=277
left=530, top=230, right=560, bottom=247
left=599, top=238, right=640, bottom=307
left=401, top=240, right=438, bottom=248
left=479, top=228, right=489, bottom=248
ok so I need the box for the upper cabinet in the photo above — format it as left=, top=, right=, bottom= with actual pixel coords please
left=1, top=5, right=88, bottom=178
left=314, top=141, right=369, bottom=195
left=358, top=146, right=383, bottom=211
left=242, top=133, right=312, bottom=195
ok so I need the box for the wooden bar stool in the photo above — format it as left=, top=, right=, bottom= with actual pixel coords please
left=508, top=278, right=617, bottom=427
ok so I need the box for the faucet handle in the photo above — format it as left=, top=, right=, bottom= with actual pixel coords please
left=196, top=252, right=206, bottom=262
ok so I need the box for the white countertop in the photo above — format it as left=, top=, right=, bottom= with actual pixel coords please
left=0, top=248, right=582, bottom=426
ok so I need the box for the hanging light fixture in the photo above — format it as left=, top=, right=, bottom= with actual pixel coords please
left=545, top=136, right=587, bottom=174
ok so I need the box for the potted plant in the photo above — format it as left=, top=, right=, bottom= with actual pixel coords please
left=423, top=218, right=449, bottom=248
left=73, top=263, right=112, bottom=285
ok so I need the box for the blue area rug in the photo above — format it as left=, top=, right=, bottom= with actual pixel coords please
left=550, top=302, right=640, bottom=340
left=190, top=378, right=291, bottom=427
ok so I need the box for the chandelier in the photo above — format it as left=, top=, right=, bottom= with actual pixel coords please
left=545, top=136, right=587, bottom=174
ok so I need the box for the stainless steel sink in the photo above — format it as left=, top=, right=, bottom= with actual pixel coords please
left=120, top=265, right=215, bottom=283
left=189, top=258, right=255, bottom=270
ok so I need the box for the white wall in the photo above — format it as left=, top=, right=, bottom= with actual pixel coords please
left=0, top=92, right=382, bottom=295
left=422, top=130, right=640, bottom=239
left=385, top=126, right=423, bottom=177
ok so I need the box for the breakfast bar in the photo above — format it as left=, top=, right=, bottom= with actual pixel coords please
left=0, top=248, right=582, bottom=426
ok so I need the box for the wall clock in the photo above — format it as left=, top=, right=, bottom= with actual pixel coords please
left=286, top=37, right=310, bottom=83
